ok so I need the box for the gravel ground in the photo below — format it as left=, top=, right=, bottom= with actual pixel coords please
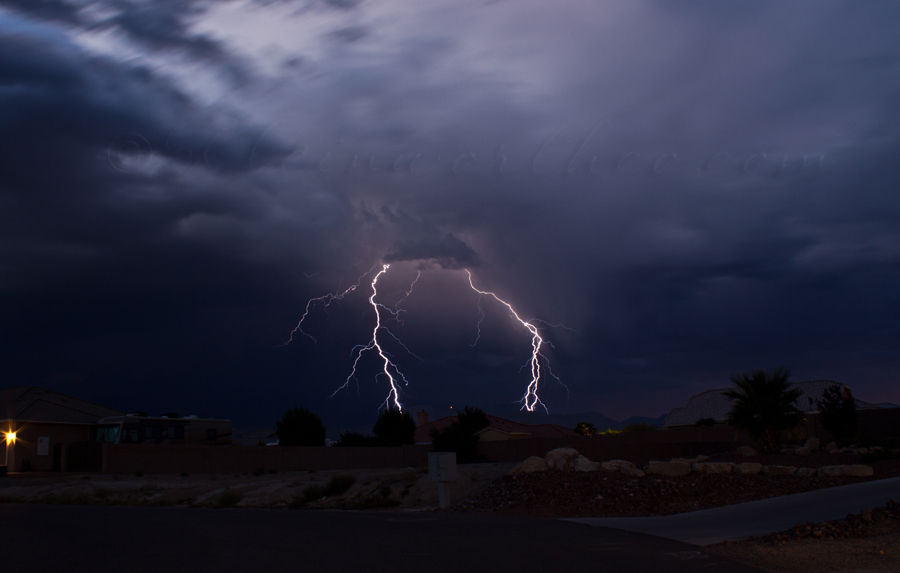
left=707, top=501, right=900, bottom=573
left=447, top=454, right=900, bottom=519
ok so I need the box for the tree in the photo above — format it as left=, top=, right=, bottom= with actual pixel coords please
left=723, top=368, right=803, bottom=453
left=333, top=430, right=379, bottom=447
left=430, top=406, right=490, bottom=463
left=372, top=408, right=416, bottom=446
left=817, top=384, right=858, bottom=443
left=276, top=407, right=326, bottom=446
left=574, top=422, right=597, bottom=436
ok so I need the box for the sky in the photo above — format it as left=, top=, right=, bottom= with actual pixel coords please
left=1, top=0, right=899, bottom=434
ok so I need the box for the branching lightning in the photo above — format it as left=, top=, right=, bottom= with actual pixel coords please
left=466, top=270, right=566, bottom=412
left=281, top=268, right=374, bottom=346
left=331, top=264, right=413, bottom=411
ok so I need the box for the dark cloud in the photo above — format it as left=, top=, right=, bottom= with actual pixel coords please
left=1, top=1, right=899, bottom=432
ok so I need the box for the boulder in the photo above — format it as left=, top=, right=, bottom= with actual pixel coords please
left=736, top=446, right=758, bottom=457
left=574, top=455, right=600, bottom=472
left=645, top=461, right=692, bottom=477
left=803, top=437, right=820, bottom=451
left=795, top=447, right=812, bottom=456
left=672, top=455, right=710, bottom=464
left=855, top=447, right=868, bottom=455
left=510, top=456, right=549, bottom=473
left=817, top=465, right=874, bottom=477
left=601, top=460, right=644, bottom=477
left=796, top=468, right=817, bottom=477
left=763, top=465, right=797, bottom=476
left=692, top=462, right=734, bottom=475
left=734, top=462, right=763, bottom=475
left=830, top=448, right=847, bottom=454
left=824, top=442, right=838, bottom=451
left=545, top=447, right=580, bottom=471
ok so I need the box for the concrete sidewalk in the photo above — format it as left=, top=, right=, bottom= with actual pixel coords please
left=567, top=476, right=900, bottom=546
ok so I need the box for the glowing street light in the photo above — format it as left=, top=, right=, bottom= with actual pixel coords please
left=4, top=431, right=15, bottom=468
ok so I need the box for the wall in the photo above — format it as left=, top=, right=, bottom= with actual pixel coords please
left=476, top=426, right=751, bottom=464
left=101, top=426, right=752, bottom=474
left=102, top=443, right=433, bottom=474
left=5, top=422, right=93, bottom=472
left=806, top=407, right=900, bottom=443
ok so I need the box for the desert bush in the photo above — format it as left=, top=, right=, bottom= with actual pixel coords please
left=217, top=490, right=243, bottom=508
left=323, top=474, right=356, bottom=496
left=276, top=407, right=326, bottom=446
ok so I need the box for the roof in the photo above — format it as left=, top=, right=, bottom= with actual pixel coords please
left=1, top=386, right=125, bottom=425
left=414, top=413, right=577, bottom=444
left=663, top=380, right=880, bottom=427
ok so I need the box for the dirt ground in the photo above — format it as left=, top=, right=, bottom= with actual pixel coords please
left=707, top=529, right=900, bottom=573
left=0, top=463, right=516, bottom=510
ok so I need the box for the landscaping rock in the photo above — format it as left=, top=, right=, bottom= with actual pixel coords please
left=672, top=455, right=710, bottom=464
left=824, top=441, right=838, bottom=451
left=645, top=461, right=692, bottom=477
left=762, top=465, right=797, bottom=476
left=796, top=468, right=816, bottom=477
left=794, top=446, right=812, bottom=456
left=803, top=437, right=820, bottom=451
left=600, top=460, right=644, bottom=477
left=545, top=448, right=580, bottom=470
left=734, top=462, right=763, bottom=475
left=510, top=456, right=549, bottom=473
left=692, top=462, right=734, bottom=475
left=736, top=446, right=758, bottom=457
left=574, top=455, right=600, bottom=472
left=817, top=465, right=874, bottom=477
left=855, top=447, right=869, bottom=455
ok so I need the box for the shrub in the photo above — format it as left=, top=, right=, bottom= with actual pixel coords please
left=334, top=431, right=379, bottom=447
left=135, top=469, right=144, bottom=477
left=817, top=384, right=858, bottom=442
left=217, top=490, right=242, bottom=508
left=252, top=467, right=265, bottom=476
left=372, top=408, right=416, bottom=446
left=574, top=422, right=597, bottom=436
left=323, top=474, right=356, bottom=496
left=300, top=484, right=327, bottom=504
left=430, top=406, right=490, bottom=463
left=276, top=407, right=326, bottom=446
left=724, top=368, right=803, bottom=453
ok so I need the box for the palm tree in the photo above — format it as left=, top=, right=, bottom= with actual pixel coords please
left=723, top=368, right=804, bottom=453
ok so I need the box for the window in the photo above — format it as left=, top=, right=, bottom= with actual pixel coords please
left=94, top=425, right=120, bottom=443
left=166, top=426, right=184, bottom=439
left=145, top=426, right=162, bottom=440
left=207, top=429, right=217, bottom=441
left=122, top=426, right=140, bottom=443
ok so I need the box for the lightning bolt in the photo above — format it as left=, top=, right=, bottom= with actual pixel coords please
left=331, top=264, right=414, bottom=411
left=281, top=268, right=375, bottom=346
left=465, top=270, right=564, bottom=412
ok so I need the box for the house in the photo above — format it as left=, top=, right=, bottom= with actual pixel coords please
left=413, top=410, right=577, bottom=444
left=2, top=385, right=232, bottom=473
left=663, top=380, right=881, bottom=428
left=1, top=386, right=125, bottom=472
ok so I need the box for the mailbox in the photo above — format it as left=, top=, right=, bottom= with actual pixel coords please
left=428, top=452, right=459, bottom=481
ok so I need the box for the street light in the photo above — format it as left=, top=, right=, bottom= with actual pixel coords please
left=4, top=431, right=15, bottom=467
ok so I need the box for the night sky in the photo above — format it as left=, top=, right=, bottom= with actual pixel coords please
left=2, top=1, right=899, bottom=435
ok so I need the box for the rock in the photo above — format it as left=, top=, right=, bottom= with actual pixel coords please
left=824, top=442, right=838, bottom=451
left=830, top=448, right=847, bottom=454
left=510, top=456, right=549, bottom=473
left=795, top=447, right=812, bottom=456
left=855, top=447, right=868, bottom=455
left=736, top=446, right=758, bottom=457
left=645, top=461, right=692, bottom=477
left=780, top=447, right=797, bottom=454
left=804, top=437, right=820, bottom=451
left=692, top=462, right=734, bottom=475
left=763, top=465, right=797, bottom=476
left=817, top=465, right=874, bottom=477
left=574, top=455, right=600, bottom=472
left=545, top=447, right=580, bottom=471
left=672, top=455, right=710, bottom=464
left=601, top=460, right=644, bottom=477
left=734, top=462, right=762, bottom=475
left=796, top=468, right=817, bottom=477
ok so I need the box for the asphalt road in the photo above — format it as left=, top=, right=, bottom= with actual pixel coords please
left=0, top=504, right=763, bottom=573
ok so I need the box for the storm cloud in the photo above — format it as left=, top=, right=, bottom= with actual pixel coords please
left=1, top=0, right=899, bottom=432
